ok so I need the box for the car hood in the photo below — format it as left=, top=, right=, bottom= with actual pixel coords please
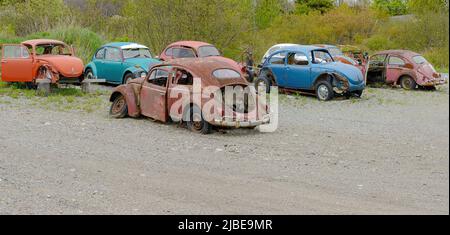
left=37, top=55, right=84, bottom=77
left=318, top=62, right=364, bottom=84
left=125, top=58, right=161, bottom=72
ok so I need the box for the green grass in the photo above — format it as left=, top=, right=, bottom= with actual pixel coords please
left=0, top=81, right=109, bottom=113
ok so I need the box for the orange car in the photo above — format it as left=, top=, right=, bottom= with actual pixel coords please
left=1, top=39, right=84, bottom=88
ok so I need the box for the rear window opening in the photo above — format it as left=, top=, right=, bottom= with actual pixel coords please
left=213, top=69, right=241, bottom=79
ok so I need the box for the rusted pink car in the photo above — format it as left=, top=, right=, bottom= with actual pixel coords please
left=367, top=50, right=446, bottom=90
left=109, top=57, right=270, bottom=134
left=159, top=41, right=254, bottom=81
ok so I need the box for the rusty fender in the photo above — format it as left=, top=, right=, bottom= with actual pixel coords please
left=331, top=73, right=350, bottom=94
left=110, top=85, right=140, bottom=117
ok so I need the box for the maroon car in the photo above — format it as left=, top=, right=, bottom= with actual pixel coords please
left=367, top=50, right=446, bottom=90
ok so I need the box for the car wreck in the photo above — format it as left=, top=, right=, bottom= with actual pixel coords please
left=367, top=50, right=447, bottom=90
left=109, top=57, right=270, bottom=134
left=85, top=42, right=160, bottom=85
left=255, top=45, right=365, bottom=101
left=159, top=41, right=254, bottom=82
left=1, top=39, right=84, bottom=88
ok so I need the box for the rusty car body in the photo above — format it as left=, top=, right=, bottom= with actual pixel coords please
left=1, top=39, right=84, bottom=87
left=159, top=41, right=253, bottom=82
left=255, top=45, right=366, bottom=101
left=367, top=50, right=447, bottom=90
left=109, top=57, right=270, bottom=134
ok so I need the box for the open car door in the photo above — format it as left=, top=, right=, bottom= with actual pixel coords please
left=1, top=44, right=33, bottom=82
left=139, top=68, right=169, bottom=122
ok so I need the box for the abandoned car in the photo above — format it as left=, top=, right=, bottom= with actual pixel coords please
left=85, top=42, right=160, bottom=84
left=159, top=41, right=253, bottom=81
left=1, top=39, right=84, bottom=87
left=109, top=58, right=270, bottom=134
left=255, top=45, right=366, bottom=101
left=367, top=50, right=446, bottom=90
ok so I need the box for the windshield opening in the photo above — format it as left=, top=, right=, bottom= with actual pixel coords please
left=198, top=46, right=221, bottom=57
left=312, top=50, right=334, bottom=64
left=123, top=48, right=152, bottom=59
left=35, top=44, right=71, bottom=56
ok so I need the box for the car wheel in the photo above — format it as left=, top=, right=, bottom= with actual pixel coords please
left=353, top=90, right=364, bottom=98
left=25, top=81, right=37, bottom=90
left=186, top=105, right=212, bottom=135
left=123, top=73, right=134, bottom=84
left=315, top=81, right=334, bottom=101
left=254, top=76, right=272, bottom=93
left=400, top=76, right=417, bottom=90
left=110, top=94, right=128, bottom=118
left=85, top=69, right=94, bottom=80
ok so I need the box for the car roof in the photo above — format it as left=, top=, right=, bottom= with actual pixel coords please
left=271, top=45, right=324, bottom=55
left=103, top=42, right=149, bottom=49
left=166, top=41, right=213, bottom=49
left=155, top=57, right=247, bottom=86
left=314, top=44, right=338, bottom=49
left=375, top=50, right=420, bottom=58
left=22, top=39, right=67, bottom=46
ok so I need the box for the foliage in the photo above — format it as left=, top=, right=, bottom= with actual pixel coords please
left=295, top=0, right=335, bottom=14
left=372, top=0, right=409, bottom=16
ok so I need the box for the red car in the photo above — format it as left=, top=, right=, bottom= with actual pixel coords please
left=1, top=39, right=84, bottom=87
left=109, top=57, right=270, bottom=134
left=159, top=41, right=253, bottom=81
left=367, top=50, right=447, bottom=90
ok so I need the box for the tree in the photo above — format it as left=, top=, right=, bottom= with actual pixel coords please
left=295, top=0, right=335, bottom=14
left=372, top=0, right=409, bottom=16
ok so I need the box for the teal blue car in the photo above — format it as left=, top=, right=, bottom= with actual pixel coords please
left=85, top=42, right=160, bottom=84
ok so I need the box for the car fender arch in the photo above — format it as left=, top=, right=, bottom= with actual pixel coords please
left=394, top=72, right=417, bottom=85
left=84, top=62, right=97, bottom=77
left=313, top=72, right=350, bottom=94
left=110, top=85, right=140, bottom=117
left=259, top=68, right=278, bottom=86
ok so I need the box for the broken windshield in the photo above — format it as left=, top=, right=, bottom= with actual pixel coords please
left=123, top=48, right=152, bottom=59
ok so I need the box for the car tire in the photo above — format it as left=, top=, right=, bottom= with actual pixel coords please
left=123, top=73, right=134, bottom=84
left=85, top=68, right=94, bottom=80
left=353, top=90, right=364, bottom=98
left=400, top=76, right=417, bottom=90
left=315, top=81, right=334, bottom=101
left=110, top=94, right=128, bottom=118
left=186, top=105, right=212, bottom=135
left=254, top=75, right=272, bottom=93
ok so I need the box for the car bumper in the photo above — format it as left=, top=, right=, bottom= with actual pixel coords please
left=212, top=115, right=271, bottom=128
left=420, top=78, right=448, bottom=87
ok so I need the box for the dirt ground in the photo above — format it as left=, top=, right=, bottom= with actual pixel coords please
left=0, top=81, right=448, bottom=215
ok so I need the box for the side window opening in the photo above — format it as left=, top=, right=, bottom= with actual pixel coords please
left=105, top=47, right=122, bottom=61
left=95, top=48, right=105, bottom=59
left=388, top=56, right=406, bottom=66
left=269, top=52, right=286, bottom=65
left=2, top=45, right=30, bottom=59
left=174, top=69, right=193, bottom=85
left=165, top=47, right=173, bottom=57
left=287, top=52, right=309, bottom=66
left=173, top=47, right=196, bottom=58
left=149, top=69, right=169, bottom=87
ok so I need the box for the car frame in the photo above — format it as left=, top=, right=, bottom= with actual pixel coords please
left=1, top=39, right=84, bottom=87
left=85, top=42, right=160, bottom=85
left=255, top=45, right=366, bottom=101
left=109, top=57, right=270, bottom=134
left=367, top=50, right=447, bottom=90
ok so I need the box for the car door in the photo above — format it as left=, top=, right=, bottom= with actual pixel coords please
left=285, top=52, right=311, bottom=89
left=92, top=47, right=107, bottom=79
left=267, top=52, right=288, bottom=87
left=367, top=54, right=387, bottom=83
left=386, top=55, right=407, bottom=84
left=140, top=68, right=169, bottom=122
left=104, top=47, right=124, bottom=83
left=1, top=44, right=33, bottom=82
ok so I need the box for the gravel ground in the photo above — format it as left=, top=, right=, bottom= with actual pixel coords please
left=0, top=82, right=448, bottom=215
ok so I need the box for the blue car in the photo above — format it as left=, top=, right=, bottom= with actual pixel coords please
left=255, top=45, right=365, bottom=101
left=85, top=42, right=160, bottom=84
